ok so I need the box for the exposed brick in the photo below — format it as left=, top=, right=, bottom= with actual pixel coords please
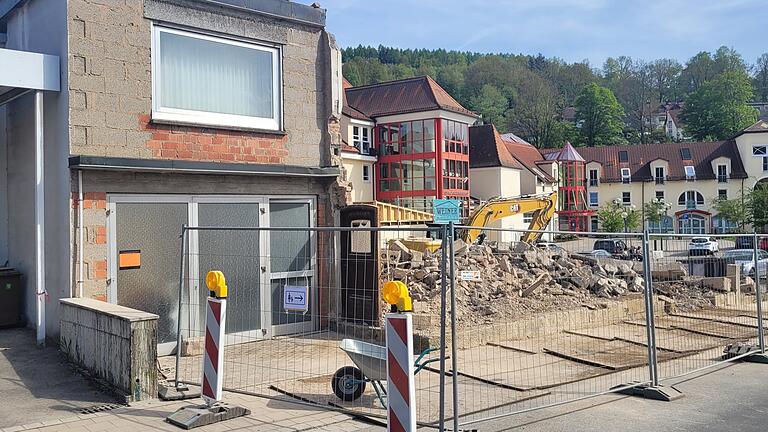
left=92, top=259, right=107, bottom=280
left=93, top=294, right=107, bottom=302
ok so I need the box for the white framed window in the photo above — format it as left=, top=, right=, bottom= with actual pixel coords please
left=362, top=164, right=371, bottom=183
left=589, top=192, right=598, bottom=207
left=588, top=169, right=599, bottom=187
left=620, top=168, right=631, bottom=183
left=717, top=164, right=727, bottom=182
left=718, top=189, right=727, bottom=200
left=151, top=25, right=282, bottom=131
left=655, top=191, right=664, bottom=201
left=622, top=192, right=631, bottom=205
left=678, top=191, right=704, bottom=208
left=352, top=126, right=371, bottom=154
left=523, top=212, right=534, bottom=224
left=684, top=165, right=696, bottom=180
left=753, top=146, right=767, bottom=156
left=654, top=166, right=665, bottom=184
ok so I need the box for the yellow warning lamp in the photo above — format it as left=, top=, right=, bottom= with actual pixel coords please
left=205, top=270, right=228, bottom=299
left=381, top=280, right=412, bottom=313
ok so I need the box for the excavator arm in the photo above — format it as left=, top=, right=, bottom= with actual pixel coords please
left=461, top=191, right=558, bottom=244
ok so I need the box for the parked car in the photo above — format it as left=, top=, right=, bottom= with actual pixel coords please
left=734, top=236, right=768, bottom=250
left=590, top=249, right=612, bottom=258
left=593, top=239, right=642, bottom=261
left=536, top=242, right=566, bottom=254
left=688, top=237, right=719, bottom=255
left=723, top=249, right=768, bottom=277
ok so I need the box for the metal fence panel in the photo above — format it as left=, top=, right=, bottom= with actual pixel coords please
left=166, top=226, right=452, bottom=427
left=648, top=232, right=767, bottom=381
left=447, top=227, right=654, bottom=426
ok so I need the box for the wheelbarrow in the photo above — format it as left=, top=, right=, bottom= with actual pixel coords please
left=331, top=338, right=439, bottom=407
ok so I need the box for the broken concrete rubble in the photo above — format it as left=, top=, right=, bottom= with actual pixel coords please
left=380, top=241, right=650, bottom=325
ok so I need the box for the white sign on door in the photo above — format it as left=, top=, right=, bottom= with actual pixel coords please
left=283, top=285, right=309, bottom=313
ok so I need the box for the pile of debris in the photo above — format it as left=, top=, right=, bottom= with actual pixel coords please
left=381, top=239, right=646, bottom=325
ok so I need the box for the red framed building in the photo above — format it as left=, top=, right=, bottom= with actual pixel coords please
left=342, top=76, right=479, bottom=217
left=548, top=142, right=594, bottom=231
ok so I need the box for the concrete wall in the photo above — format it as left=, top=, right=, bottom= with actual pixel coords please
left=59, top=298, right=158, bottom=402
left=4, top=0, right=70, bottom=337
left=470, top=166, right=526, bottom=243
left=68, top=0, right=330, bottom=168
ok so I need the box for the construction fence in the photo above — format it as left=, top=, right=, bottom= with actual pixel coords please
left=163, top=225, right=767, bottom=429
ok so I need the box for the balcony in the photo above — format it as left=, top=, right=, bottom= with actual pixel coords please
left=717, top=175, right=728, bottom=183
left=588, top=179, right=598, bottom=187
left=655, top=177, right=665, bottom=185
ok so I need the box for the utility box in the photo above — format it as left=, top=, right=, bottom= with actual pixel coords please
left=0, top=268, right=23, bottom=328
left=340, top=205, right=379, bottom=326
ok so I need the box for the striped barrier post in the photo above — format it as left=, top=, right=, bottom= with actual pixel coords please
left=202, top=295, right=226, bottom=406
left=385, top=312, right=417, bottom=431
left=167, top=270, right=250, bottom=429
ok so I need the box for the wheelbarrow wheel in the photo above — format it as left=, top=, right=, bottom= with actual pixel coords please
left=332, top=366, right=366, bottom=401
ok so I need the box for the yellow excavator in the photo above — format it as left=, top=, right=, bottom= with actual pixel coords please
left=461, top=191, right=558, bottom=245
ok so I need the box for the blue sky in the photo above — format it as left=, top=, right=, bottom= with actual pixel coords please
left=320, top=0, right=764, bottom=67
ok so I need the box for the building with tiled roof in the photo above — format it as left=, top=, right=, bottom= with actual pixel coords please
left=340, top=76, right=479, bottom=215
left=468, top=124, right=559, bottom=242
left=558, top=120, right=768, bottom=233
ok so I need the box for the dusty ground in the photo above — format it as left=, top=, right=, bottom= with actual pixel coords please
left=0, top=328, right=117, bottom=429
left=161, top=299, right=767, bottom=426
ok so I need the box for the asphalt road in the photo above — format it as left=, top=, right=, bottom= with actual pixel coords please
left=471, top=362, right=768, bottom=432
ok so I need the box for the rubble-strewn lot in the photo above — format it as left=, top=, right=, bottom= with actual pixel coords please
left=381, top=239, right=743, bottom=325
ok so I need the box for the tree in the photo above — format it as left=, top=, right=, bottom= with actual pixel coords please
left=750, top=186, right=768, bottom=231
left=650, top=59, right=683, bottom=103
left=712, top=46, right=747, bottom=76
left=681, top=71, right=759, bottom=140
left=712, top=194, right=751, bottom=232
left=574, top=83, right=625, bottom=146
left=678, top=51, right=715, bottom=95
left=754, top=53, right=768, bottom=102
left=597, top=200, right=640, bottom=232
left=507, top=74, right=563, bottom=148
left=469, top=84, right=509, bottom=127
left=644, top=198, right=672, bottom=226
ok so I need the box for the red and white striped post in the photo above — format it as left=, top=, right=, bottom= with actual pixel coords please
left=382, top=280, right=416, bottom=432
left=202, top=270, right=228, bottom=407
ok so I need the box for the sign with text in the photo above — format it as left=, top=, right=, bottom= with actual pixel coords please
left=459, top=270, right=481, bottom=281
left=433, top=199, right=461, bottom=224
left=283, top=285, right=309, bottom=313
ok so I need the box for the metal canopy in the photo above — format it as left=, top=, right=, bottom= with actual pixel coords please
left=0, top=47, right=60, bottom=105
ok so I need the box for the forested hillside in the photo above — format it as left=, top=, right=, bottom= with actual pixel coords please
left=342, top=45, right=768, bottom=148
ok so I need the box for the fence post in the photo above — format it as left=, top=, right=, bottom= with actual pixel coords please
left=614, top=230, right=682, bottom=401
left=448, top=221, right=459, bottom=431
left=174, top=225, right=187, bottom=391
left=747, top=232, right=768, bottom=363
left=438, top=225, right=448, bottom=430
left=642, top=229, right=659, bottom=387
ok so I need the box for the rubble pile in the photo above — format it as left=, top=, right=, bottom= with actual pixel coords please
left=381, top=239, right=646, bottom=325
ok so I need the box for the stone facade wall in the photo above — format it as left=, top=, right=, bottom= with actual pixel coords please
left=68, top=0, right=330, bottom=167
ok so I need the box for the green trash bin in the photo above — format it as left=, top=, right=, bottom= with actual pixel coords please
left=0, top=268, right=23, bottom=328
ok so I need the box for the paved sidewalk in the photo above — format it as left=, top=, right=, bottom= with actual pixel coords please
left=1, top=391, right=383, bottom=432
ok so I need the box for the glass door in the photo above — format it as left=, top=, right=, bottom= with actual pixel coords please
left=268, top=200, right=316, bottom=336
left=112, top=200, right=189, bottom=356
left=194, top=199, right=269, bottom=342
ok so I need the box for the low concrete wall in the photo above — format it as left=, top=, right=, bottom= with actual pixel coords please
left=59, top=298, right=158, bottom=402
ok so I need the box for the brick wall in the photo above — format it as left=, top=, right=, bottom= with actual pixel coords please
left=72, top=191, right=109, bottom=301
left=68, top=0, right=329, bottom=167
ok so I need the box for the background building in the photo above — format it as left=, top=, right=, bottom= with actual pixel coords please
left=340, top=76, right=479, bottom=216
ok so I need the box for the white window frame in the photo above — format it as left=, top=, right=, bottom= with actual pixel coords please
left=151, top=24, right=283, bottom=131
left=362, top=164, right=371, bottom=183
left=717, top=164, right=727, bottom=182
left=622, top=192, right=631, bottom=205
left=684, top=165, right=696, bottom=180
left=588, top=169, right=599, bottom=187
left=655, top=191, right=665, bottom=201
left=678, top=190, right=704, bottom=208
left=718, top=189, right=727, bottom=200
left=753, top=146, right=767, bottom=156
left=620, top=168, right=631, bottom=183
left=523, top=212, right=534, bottom=224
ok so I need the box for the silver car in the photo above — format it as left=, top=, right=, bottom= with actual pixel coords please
left=724, top=249, right=768, bottom=277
